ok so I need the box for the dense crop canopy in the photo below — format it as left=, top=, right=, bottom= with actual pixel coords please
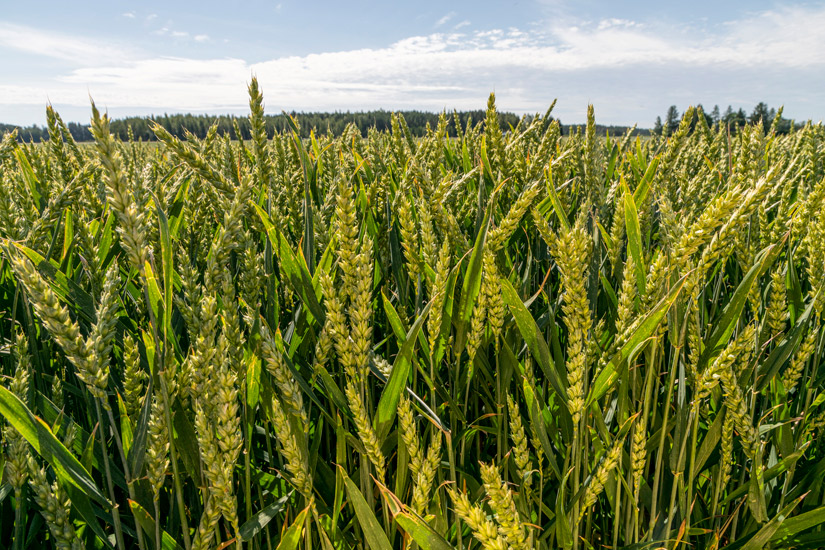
left=1, top=85, right=825, bottom=550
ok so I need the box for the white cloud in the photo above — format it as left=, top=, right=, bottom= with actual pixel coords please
left=596, top=18, right=637, bottom=30
left=2, top=4, right=824, bottom=124
left=151, top=25, right=209, bottom=42
left=122, top=12, right=136, bottom=19
left=0, top=22, right=133, bottom=66
left=453, top=20, right=471, bottom=30
left=435, top=12, right=456, bottom=28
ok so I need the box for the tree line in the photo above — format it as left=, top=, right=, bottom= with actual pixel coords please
left=1, top=109, right=647, bottom=143
left=653, top=102, right=800, bottom=135
left=2, top=102, right=810, bottom=144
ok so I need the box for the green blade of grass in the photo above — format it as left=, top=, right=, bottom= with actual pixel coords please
left=254, top=202, right=325, bottom=324
left=129, top=500, right=184, bottom=550
left=454, top=203, right=490, bottom=355
left=276, top=503, right=311, bottom=550
left=0, top=385, right=109, bottom=506
left=374, top=302, right=431, bottom=441
left=699, top=243, right=780, bottom=369
left=340, top=467, right=393, bottom=550
left=239, top=495, right=291, bottom=541
left=395, top=512, right=454, bottom=550
left=622, top=182, right=646, bottom=296
left=502, top=277, right=568, bottom=402
left=588, top=273, right=688, bottom=405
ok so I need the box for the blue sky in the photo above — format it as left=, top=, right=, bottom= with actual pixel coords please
left=1, top=1, right=824, bottom=126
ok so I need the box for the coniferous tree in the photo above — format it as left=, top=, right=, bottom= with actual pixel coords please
left=653, top=116, right=663, bottom=135
left=664, top=105, right=680, bottom=135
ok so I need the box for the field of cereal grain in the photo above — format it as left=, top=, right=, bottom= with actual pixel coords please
left=2, top=80, right=825, bottom=550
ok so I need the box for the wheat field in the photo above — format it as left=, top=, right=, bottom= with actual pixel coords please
left=1, top=80, right=825, bottom=550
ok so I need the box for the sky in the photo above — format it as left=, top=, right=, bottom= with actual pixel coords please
left=1, top=1, right=824, bottom=127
